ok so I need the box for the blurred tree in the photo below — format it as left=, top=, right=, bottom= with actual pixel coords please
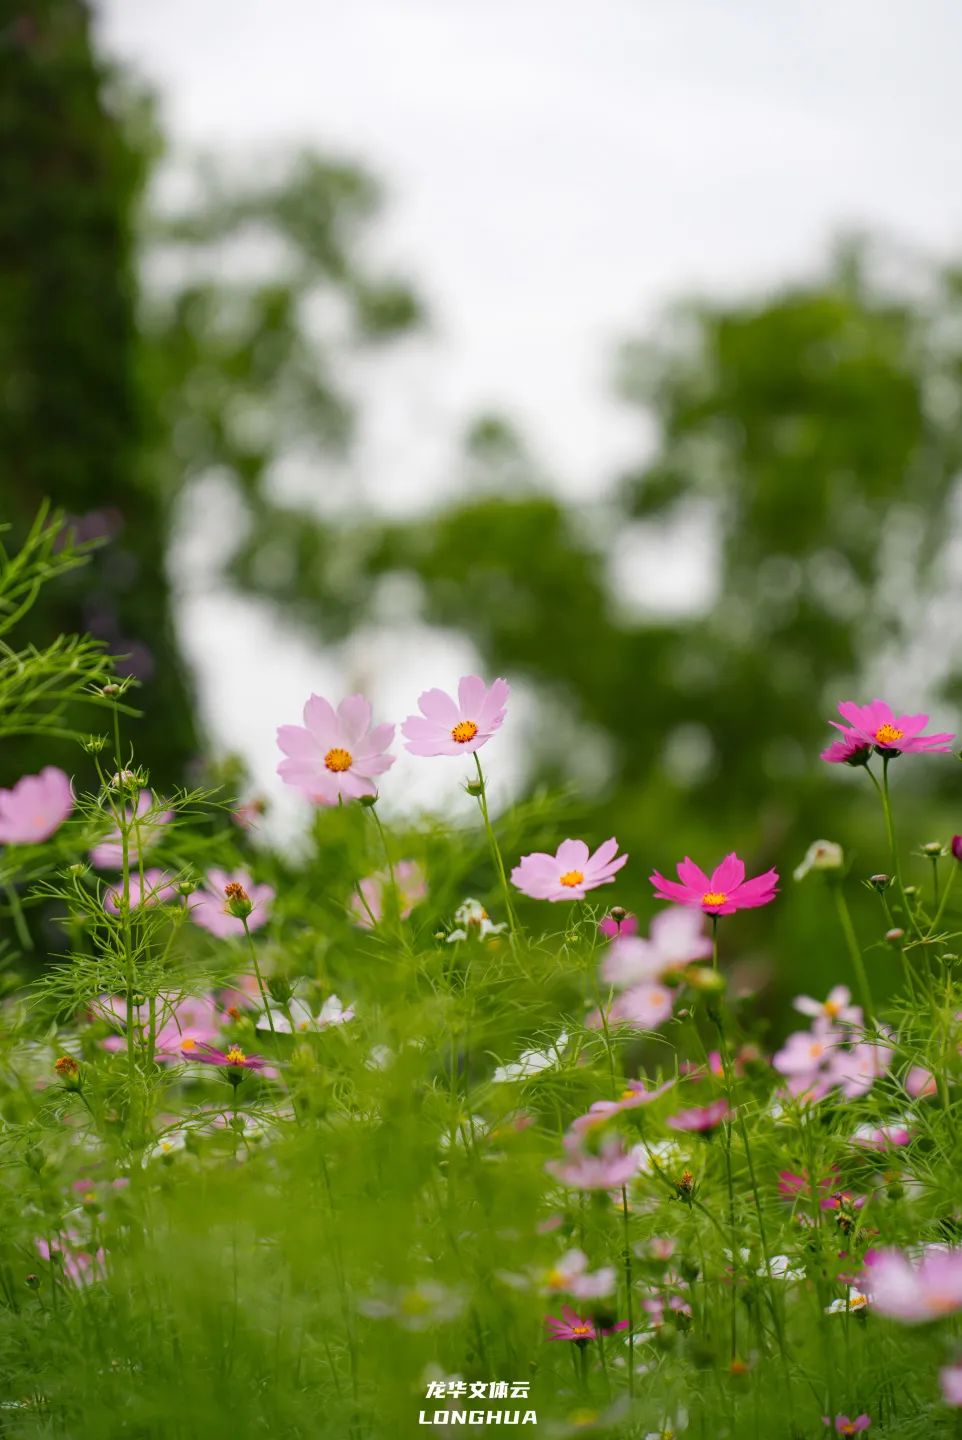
left=0, top=3, right=423, bottom=787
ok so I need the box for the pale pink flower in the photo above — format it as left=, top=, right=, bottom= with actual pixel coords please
left=36, top=1233, right=105, bottom=1287
left=543, top=1249, right=616, bottom=1300
left=793, top=986, right=862, bottom=1027
left=830, top=1038, right=893, bottom=1099
left=772, top=1024, right=842, bottom=1095
left=546, top=1132, right=644, bottom=1190
left=579, top=1078, right=675, bottom=1124
left=821, top=1416, right=871, bottom=1435
left=863, top=1247, right=962, bottom=1322
left=277, top=693, right=395, bottom=804
left=104, top=868, right=178, bottom=914
left=852, top=1122, right=911, bottom=1149
left=511, top=837, right=627, bottom=902
left=823, top=699, right=955, bottom=761
left=402, top=675, right=509, bottom=756
left=101, top=992, right=221, bottom=1061
left=189, top=869, right=274, bottom=939
left=0, top=767, right=73, bottom=844
left=607, top=983, right=674, bottom=1031
left=601, top=908, right=712, bottom=988
left=350, top=860, right=426, bottom=928
left=650, top=853, right=778, bottom=915
left=906, top=1065, right=937, bottom=1098
left=89, top=789, right=172, bottom=869
left=941, top=1363, right=962, bottom=1406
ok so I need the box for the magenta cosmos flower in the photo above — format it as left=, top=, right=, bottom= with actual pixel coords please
left=402, top=675, right=509, bottom=756
left=189, top=869, right=274, bottom=939
left=179, top=1039, right=266, bottom=1072
left=277, top=694, right=395, bottom=804
left=0, top=766, right=73, bottom=845
left=822, top=1417, right=871, bottom=1435
left=512, top=837, right=627, bottom=902
left=863, top=1247, right=962, bottom=1322
left=650, top=853, right=778, bottom=916
left=544, top=1305, right=627, bottom=1342
left=822, top=699, right=955, bottom=763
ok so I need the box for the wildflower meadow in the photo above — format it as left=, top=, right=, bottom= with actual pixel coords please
left=3, top=510, right=962, bottom=1440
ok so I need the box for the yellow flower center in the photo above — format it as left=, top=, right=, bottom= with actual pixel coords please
left=824, top=999, right=841, bottom=1016
left=451, top=719, right=479, bottom=744
left=224, top=1046, right=246, bottom=1065
left=559, top=870, right=584, bottom=888
left=702, top=890, right=727, bottom=906
left=875, top=723, right=903, bottom=745
left=324, top=747, right=353, bottom=772
left=571, top=1323, right=592, bottom=1336
left=620, top=1087, right=637, bottom=1101
left=180, top=1037, right=197, bottom=1052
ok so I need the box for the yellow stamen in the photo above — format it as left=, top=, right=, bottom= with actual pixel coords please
left=702, top=890, right=727, bottom=906
left=875, top=723, right=903, bottom=746
left=570, top=1323, right=592, bottom=1336
left=451, top=720, right=479, bottom=744
left=224, top=1046, right=246, bottom=1065
left=324, top=746, right=353, bottom=772
left=559, top=869, right=585, bottom=887
left=180, top=1037, right=197, bottom=1052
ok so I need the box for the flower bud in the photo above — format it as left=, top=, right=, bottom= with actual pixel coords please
left=177, top=880, right=194, bottom=897
left=464, top=779, right=484, bottom=797
left=54, top=1055, right=81, bottom=1089
left=67, top=862, right=87, bottom=877
left=869, top=874, right=891, bottom=891
left=357, top=792, right=379, bottom=808
left=24, top=1273, right=39, bottom=1290
left=685, top=965, right=727, bottom=996
left=922, top=841, right=944, bottom=857
left=223, top=882, right=253, bottom=920
left=952, top=836, right=962, bottom=863
left=100, top=683, right=120, bottom=697
left=794, top=840, right=844, bottom=881
left=885, top=927, right=905, bottom=945
left=83, top=735, right=107, bottom=754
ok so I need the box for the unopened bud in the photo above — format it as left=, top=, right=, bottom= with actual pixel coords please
left=83, top=735, right=107, bottom=754
left=223, top=882, right=253, bottom=920
left=464, top=779, right=484, bottom=797
left=885, top=927, right=905, bottom=945
left=67, top=862, right=86, bottom=877
left=922, top=841, right=944, bottom=857
left=794, top=840, right=844, bottom=881
left=903, top=884, right=919, bottom=899
left=54, top=1055, right=80, bottom=1088
left=869, top=874, right=891, bottom=891
left=24, top=1273, right=39, bottom=1289
left=100, top=683, right=120, bottom=697
left=952, top=836, right=962, bottom=863
left=357, top=792, right=378, bottom=808
left=685, top=965, right=727, bottom=996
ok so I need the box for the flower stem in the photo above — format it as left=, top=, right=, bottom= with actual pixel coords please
left=242, top=915, right=277, bottom=1039
left=472, top=754, right=518, bottom=940
left=832, top=883, right=873, bottom=1020
left=620, top=1186, right=635, bottom=1399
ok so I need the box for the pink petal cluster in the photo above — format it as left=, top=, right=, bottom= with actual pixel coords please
left=101, top=992, right=222, bottom=1062
left=598, top=910, right=638, bottom=939
left=180, top=1039, right=267, bottom=1071
left=0, top=767, right=73, bottom=844
left=822, top=1417, right=871, bottom=1435
left=577, top=1078, right=675, bottom=1126
left=544, top=1305, right=627, bottom=1341
left=666, top=1098, right=730, bottom=1133
left=90, top=790, right=173, bottom=869
left=545, top=1131, right=644, bottom=1190
left=650, top=853, right=778, bottom=915
left=601, top=909, right=712, bottom=987
left=772, top=1000, right=891, bottom=1101
left=543, top=1249, right=616, bottom=1299
left=793, top=985, right=861, bottom=1026
left=822, top=699, right=955, bottom=763
left=402, top=675, right=509, bottom=756
left=189, top=869, right=275, bottom=939
left=36, top=1233, right=105, bottom=1287
left=511, top=837, right=627, bottom=902
left=277, top=694, right=395, bottom=804
left=941, top=1364, right=962, bottom=1406
left=104, top=869, right=178, bottom=914
left=862, top=1247, right=962, bottom=1322
left=350, top=860, right=427, bottom=928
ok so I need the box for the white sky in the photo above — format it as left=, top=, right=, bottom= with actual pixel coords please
left=94, top=0, right=962, bottom=829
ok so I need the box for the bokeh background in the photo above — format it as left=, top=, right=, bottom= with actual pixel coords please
left=4, top=0, right=962, bottom=1017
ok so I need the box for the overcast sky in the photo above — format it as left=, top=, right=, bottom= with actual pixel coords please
left=94, top=0, right=962, bottom=825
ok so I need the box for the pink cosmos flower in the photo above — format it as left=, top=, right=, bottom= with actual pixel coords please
left=605, top=983, right=674, bottom=1031
left=952, top=836, right=962, bottom=863
left=36, top=1233, right=105, bottom=1287
left=862, top=1247, right=962, bottom=1322
left=666, top=1098, right=730, bottom=1134
left=578, top=1078, right=675, bottom=1125
left=104, top=868, right=178, bottom=914
left=852, top=1123, right=910, bottom=1150
left=188, top=869, right=274, bottom=938
left=179, top=1038, right=267, bottom=1072
left=598, top=910, right=638, bottom=939
left=90, top=789, right=173, bottom=869
left=277, top=694, right=395, bottom=804
left=794, top=986, right=862, bottom=1027
left=349, top=860, right=426, bottom=928
left=0, top=767, right=73, bottom=844
left=100, top=992, right=221, bottom=1061
left=649, top=853, right=779, bottom=916
left=544, top=1305, right=627, bottom=1341
left=830, top=1037, right=893, bottom=1099
left=546, top=1132, right=644, bottom=1190
left=543, top=1250, right=616, bottom=1300
left=906, top=1065, right=937, bottom=1099
left=772, top=1024, right=842, bottom=1097
left=823, top=699, right=955, bottom=761
left=601, top=908, right=712, bottom=987
left=941, top=1364, right=962, bottom=1406
left=402, top=675, right=509, bottom=756
left=822, top=1416, right=871, bottom=1435
left=511, top=837, right=627, bottom=902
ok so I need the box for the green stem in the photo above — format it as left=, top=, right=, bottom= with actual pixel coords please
left=472, top=754, right=518, bottom=940
left=3, top=880, right=32, bottom=952
left=927, top=863, right=957, bottom=938
left=832, top=884, right=873, bottom=1020
left=242, top=915, right=276, bottom=1039
left=620, top=1186, right=635, bottom=1398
